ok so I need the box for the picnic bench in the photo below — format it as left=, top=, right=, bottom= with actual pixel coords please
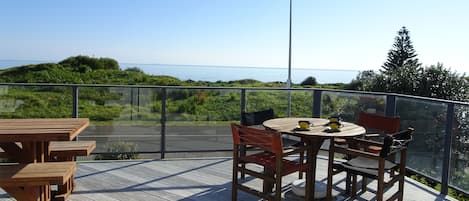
left=49, top=140, right=96, bottom=201
left=0, top=161, right=76, bottom=201
left=50, top=141, right=96, bottom=161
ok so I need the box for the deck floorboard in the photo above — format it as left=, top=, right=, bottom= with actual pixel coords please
left=0, top=156, right=457, bottom=201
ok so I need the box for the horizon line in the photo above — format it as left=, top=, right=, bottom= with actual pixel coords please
left=0, top=58, right=365, bottom=72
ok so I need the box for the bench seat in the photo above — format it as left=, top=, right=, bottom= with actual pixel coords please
left=0, top=162, right=76, bottom=201
left=0, top=161, right=76, bottom=187
left=49, top=141, right=95, bottom=201
left=49, top=141, right=96, bottom=159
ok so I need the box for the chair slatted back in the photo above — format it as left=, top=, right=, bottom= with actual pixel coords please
left=241, top=108, right=274, bottom=126
left=231, top=123, right=283, bottom=154
left=357, top=112, right=400, bottom=134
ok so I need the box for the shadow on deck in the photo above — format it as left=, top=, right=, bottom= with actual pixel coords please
left=0, top=156, right=457, bottom=201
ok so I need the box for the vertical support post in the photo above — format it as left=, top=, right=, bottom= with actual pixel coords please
left=441, top=103, right=454, bottom=195
left=286, top=0, right=293, bottom=118
left=130, top=88, right=134, bottom=120
left=72, top=86, right=79, bottom=118
left=385, top=95, right=397, bottom=117
left=137, top=88, right=140, bottom=113
left=160, top=88, right=167, bottom=159
left=312, top=90, right=322, bottom=118
left=240, top=89, right=246, bottom=114
left=72, top=86, right=79, bottom=142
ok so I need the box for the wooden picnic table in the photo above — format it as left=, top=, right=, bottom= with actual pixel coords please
left=0, top=118, right=89, bottom=163
left=0, top=118, right=89, bottom=201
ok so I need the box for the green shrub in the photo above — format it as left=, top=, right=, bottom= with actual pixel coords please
left=94, top=142, right=139, bottom=160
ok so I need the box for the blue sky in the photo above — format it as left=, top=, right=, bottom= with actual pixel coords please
left=0, top=0, right=468, bottom=73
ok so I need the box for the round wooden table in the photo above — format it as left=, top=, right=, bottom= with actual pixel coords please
left=263, top=118, right=365, bottom=201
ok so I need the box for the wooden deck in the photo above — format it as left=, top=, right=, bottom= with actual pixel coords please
left=0, top=156, right=457, bottom=201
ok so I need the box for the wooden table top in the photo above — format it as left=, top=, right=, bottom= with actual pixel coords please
left=0, top=118, right=89, bottom=142
left=263, top=117, right=365, bottom=138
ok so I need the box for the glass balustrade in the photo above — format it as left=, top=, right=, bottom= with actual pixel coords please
left=77, top=86, right=162, bottom=156
left=165, top=88, right=239, bottom=155
left=396, top=96, right=447, bottom=180
left=451, top=104, right=469, bottom=192
left=0, top=83, right=467, bottom=195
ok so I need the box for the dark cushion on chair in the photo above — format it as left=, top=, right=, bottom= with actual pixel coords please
left=241, top=108, right=274, bottom=126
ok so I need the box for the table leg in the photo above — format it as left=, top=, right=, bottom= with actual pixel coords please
left=304, top=137, right=325, bottom=201
left=326, top=137, right=335, bottom=201
left=20, top=141, right=50, bottom=163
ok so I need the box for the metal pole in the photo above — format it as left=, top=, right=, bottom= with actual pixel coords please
left=312, top=90, right=322, bottom=118
left=385, top=95, right=397, bottom=117
left=286, top=0, right=293, bottom=117
left=72, top=86, right=79, bottom=118
left=160, top=88, right=167, bottom=159
left=72, top=86, right=79, bottom=141
left=241, top=89, right=246, bottom=113
left=130, top=88, right=134, bottom=120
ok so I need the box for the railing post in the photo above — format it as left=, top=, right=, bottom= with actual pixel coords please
left=72, top=86, right=79, bottom=118
left=312, top=90, right=322, bottom=118
left=130, top=88, right=134, bottom=120
left=385, top=95, right=397, bottom=116
left=441, top=103, right=454, bottom=195
left=160, top=88, right=167, bottom=159
left=240, top=89, right=246, bottom=114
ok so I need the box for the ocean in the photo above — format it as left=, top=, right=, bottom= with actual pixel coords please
left=0, top=60, right=359, bottom=84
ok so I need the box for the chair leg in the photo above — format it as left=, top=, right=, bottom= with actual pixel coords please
left=232, top=168, right=238, bottom=201
left=398, top=175, right=405, bottom=201
left=361, top=177, right=367, bottom=193
left=240, top=147, right=246, bottom=180
left=345, top=173, right=351, bottom=195
left=298, top=151, right=304, bottom=179
left=275, top=174, right=282, bottom=201
left=377, top=177, right=384, bottom=201
left=351, top=175, right=358, bottom=198
left=232, top=148, right=239, bottom=201
left=263, top=168, right=274, bottom=194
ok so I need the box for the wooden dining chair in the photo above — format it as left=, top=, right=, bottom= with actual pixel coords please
left=335, top=112, right=401, bottom=146
left=240, top=108, right=304, bottom=179
left=241, top=108, right=275, bottom=127
left=327, top=128, right=414, bottom=201
left=333, top=112, right=401, bottom=195
left=231, top=123, right=309, bottom=201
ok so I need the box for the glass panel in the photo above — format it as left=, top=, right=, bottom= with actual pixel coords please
left=321, top=91, right=386, bottom=122
left=290, top=90, right=314, bottom=117
left=450, top=104, right=469, bottom=192
left=165, top=88, right=239, bottom=152
left=246, top=90, right=288, bottom=117
left=0, top=85, right=72, bottom=118
left=396, top=97, right=447, bottom=180
left=78, top=87, right=161, bottom=157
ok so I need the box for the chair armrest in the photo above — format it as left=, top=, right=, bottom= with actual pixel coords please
left=334, top=146, right=381, bottom=160
left=388, top=146, right=407, bottom=156
left=364, top=133, right=384, bottom=138
left=351, top=138, right=384, bottom=147
left=282, top=144, right=310, bottom=156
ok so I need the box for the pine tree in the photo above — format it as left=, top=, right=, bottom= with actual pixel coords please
left=382, top=26, right=420, bottom=73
